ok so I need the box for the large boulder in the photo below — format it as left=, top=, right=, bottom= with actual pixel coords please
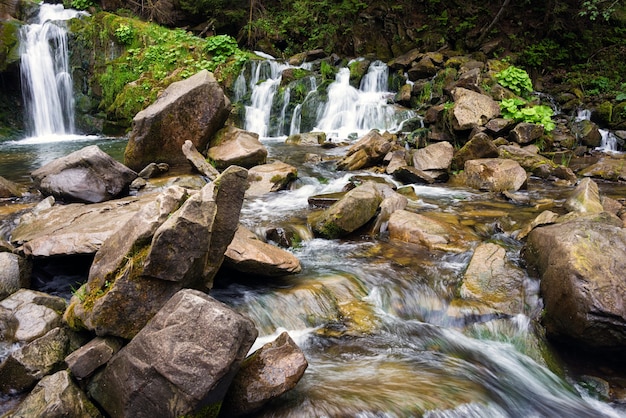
left=498, top=145, right=576, bottom=182
left=310, top=182, right=383, bottom=239
left=207, top=126, right=267, bottom=169
left=578, top=155, right=626, bottom=181
left=124, top=70, right=230, bottom=171
left=224, top=226, right=302, bottom=277
left=88, top=289, right=258, bottom=418
left=463, top=158, right=527, bottom=192
left=459, top=242, right=527, bottom=315
left=65, top=166, right=248, bottom=339
left=10, top=195, right=151, bottom=257
left=31, top=145, right=137, bottom=203
left=221, top=332, right=308, bottom=417
left=509, top=122, right=544, bottom=145
left=523, top=213, right=626, bottom=349
left=449, top=87, right=501, bottom=131
left=7, top=370, right=101, bottom=417
left=336, top=130, right=395, bottom=171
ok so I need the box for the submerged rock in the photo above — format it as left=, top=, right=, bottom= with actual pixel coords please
left=460, top=242, right=526, bottom=315
left=31, top=145, right=137, bottom=203
left=88, top=289, right=257, bottom=418
left=125, top=70, right=230, bottom=171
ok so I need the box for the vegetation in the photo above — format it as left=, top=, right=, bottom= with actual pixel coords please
left=495, top=66, right=534, bottom=97
left=71, top=13, right=250, bottom=125
left=500, top=98, right=556, bottom=133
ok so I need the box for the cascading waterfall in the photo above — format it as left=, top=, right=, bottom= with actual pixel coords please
left=575, top=108, right=620, bottom=152
left=19, top=4, right=86, bottom=139
left=240, top=57, right=416, bottom=139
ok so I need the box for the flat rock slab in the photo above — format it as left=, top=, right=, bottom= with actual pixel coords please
left=10, top=194, right=154, bottom=257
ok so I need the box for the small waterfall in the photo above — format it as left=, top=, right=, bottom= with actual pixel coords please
left=19, top=4, right=86, bottom=139
left=599, top=129, right=619, bottom=152
left=239, top=58, right=415, bottom=140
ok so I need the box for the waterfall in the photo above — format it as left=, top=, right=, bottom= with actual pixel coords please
left=19, top=4, right=86, bottom=139
left=575, top=109, right=620, bottom=152
left=239, top=58, right=416, bottom=140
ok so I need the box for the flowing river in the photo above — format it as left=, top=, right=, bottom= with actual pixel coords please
left=1, top=6, right=626, bottom=416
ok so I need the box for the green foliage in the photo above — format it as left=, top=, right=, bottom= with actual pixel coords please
left=114, top=23, right=134, bottom=45
left=500, top=98, right=555, bottom=132
left=579, top=0, right=619, bottom=20
left=66, top=0, right=95, bottom=10
left=521, top=39, right=570, bottom=69
left=495, top=66, right=534, bottom=97
left=203, top=34, right=239, bottom=68
left=320, top=60, right=336, bottom=81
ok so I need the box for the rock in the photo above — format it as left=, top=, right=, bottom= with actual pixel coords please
left=7, top=370, right=102, bottom=417
left=450, top=87, right=501, bottom=131
left=459, top=243, right=526, bottom=315
left=86, top=186, right=189, bottom=288
left=285, top=132, right=327, bottom=145
left=0, top=327, right=70, bottom=394
left=572, top=119, right=602, bottom=148
left=225, top=226, right=302, bottom=276
left=393, top=166, right=436, bottom=184
left=311, top=182, right=383, bottom=239
left=498, top=145, right=576, bottom=182
left=509, top=122, right=544, bottom=145
left=0, top=289, right=65, bottom=344
left=385, top=149, right=408, bottom=175
left=31, top=145, right=137, bottom=203
left=0, top=252, right=31, bottom=300
left=485, top=118, right=515, bottom=135
left=387, top=210, right=474, bottom=253
left=451, top=132, right=499, bottom=171
left=578, top=155, right=626, bottom=181
left=208, top=126, right=267, bottom=169
left=181, top=140, right=220, bottom=180
left=65, top=336, right=124, bottom=380
left=388, top=48, right=422, bottom=70
left=370, top=185, right=408, bottom=235
left=407, top=56, right=437, bottom=80
left=246, top=161, right=298, bottom=197
left=0, top=175, right=25, bottom=198
left=125, top=70, right=230, bottom=171
left=523, top=213, right=626, bottom=349
left=564, top=178, right=604, bottom=214
left=411, top=141, right=453, bottom=171
left=88, top=289, right=257, bottom=418
left=65, top=167, right=248, bottom=339
left=221, top=332, right=308, bottom=417
left=336, top=130, right=395, bottom=171
left=517, top=210, right=560, bottom=240
left=11, top=195, right=150, bottom=257
left=137, top=162, right=169, bottom=179
left=463, top=158, right=527, bottom=192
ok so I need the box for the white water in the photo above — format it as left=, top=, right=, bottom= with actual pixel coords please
left=241, top=58, right=415, bottom=140
left=575, top=109, right=620, bottom=152
left=19, top=4, right=87, bottom=139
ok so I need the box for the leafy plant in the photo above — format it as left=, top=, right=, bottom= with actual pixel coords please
left=500, top=98, right=555, bottom=132
left=495, top=65, right=534, bottom=97
left=114, top=23, right=134, bottom=45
